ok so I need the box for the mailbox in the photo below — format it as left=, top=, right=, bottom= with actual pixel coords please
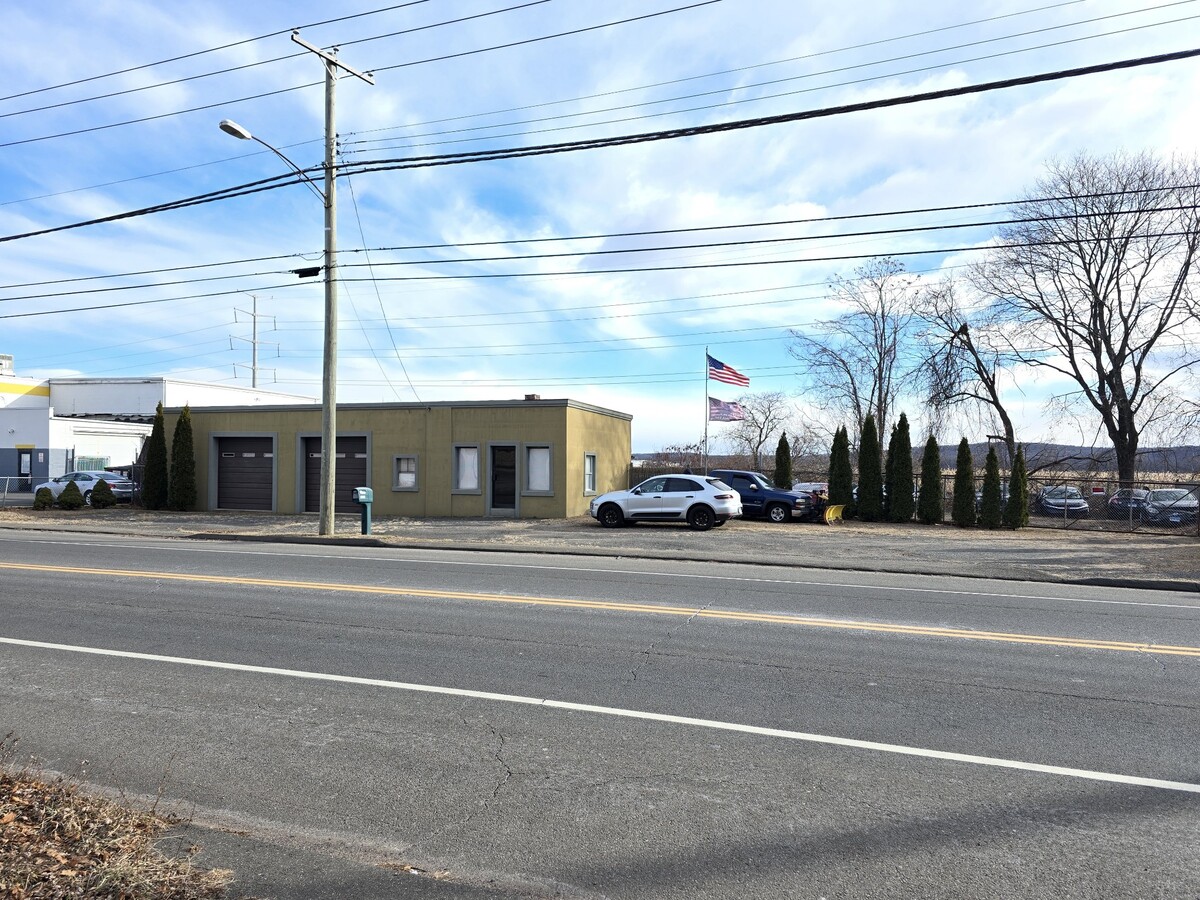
left=351, top=486, right=374, bottom=534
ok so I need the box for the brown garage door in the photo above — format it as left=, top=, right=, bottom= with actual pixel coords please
left=216, top=437, right=274, bottom=510
left=303, top=436, right=367, bottom=513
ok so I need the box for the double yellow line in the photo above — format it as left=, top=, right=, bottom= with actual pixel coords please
left=4, top=561, right=1198, bottom=657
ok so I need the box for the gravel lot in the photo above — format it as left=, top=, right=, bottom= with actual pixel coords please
left=1, top=506, right=1197, bottom=591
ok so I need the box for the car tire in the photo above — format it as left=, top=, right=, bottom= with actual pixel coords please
left=766, top=503, right=790, bottom=524
left=83, top=490, right=93, bottom=506
left=686, top=505, right=715, bottom=531
left=597, top=503, right=624, bottom=528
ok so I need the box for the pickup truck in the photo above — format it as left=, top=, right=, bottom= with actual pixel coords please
left=708, top=469, right=816, bottom=523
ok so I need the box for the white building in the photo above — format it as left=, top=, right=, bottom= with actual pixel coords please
left=0, top=356, right=313, bottom=481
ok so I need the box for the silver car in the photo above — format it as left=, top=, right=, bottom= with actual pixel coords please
left=34, top=471, right=134, bottom=505
left=589, top=474, right=742, bottom=531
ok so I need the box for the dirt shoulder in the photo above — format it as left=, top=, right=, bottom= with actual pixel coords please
left=1, top=507, right=1197, bottom=591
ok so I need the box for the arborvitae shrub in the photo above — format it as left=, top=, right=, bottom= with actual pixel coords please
left=168, top=404, right=197, bottom=512
left=773, top=433, right=792, bottom=488
left=857, top=414, right=883, bottom=522
left=90, top=478, right=117, bottom=509
left=1004, top=445, right=1030, bottom=528
left=828, top=426, right=854, bottom=512
left=979, top=446, right=1003, bottom=529
left=888, top=413, right=916, bottom=523
left=917, top=435, right=943, bottom=524
left=143, top=402, right=169, bottom=510
left=58, top=480, right=85, bottom=510
left=951, top=438, right=976, bottom=527
left=32, top=487, right=54, bottom=510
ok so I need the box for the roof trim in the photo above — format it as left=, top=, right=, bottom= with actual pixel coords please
left=164, top=398, right=632, bottom=421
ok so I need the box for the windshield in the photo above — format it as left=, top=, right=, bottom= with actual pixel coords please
left=1045, top=487, right=1083, bottom=499
left=1150, top=489, right=1191, bottom=502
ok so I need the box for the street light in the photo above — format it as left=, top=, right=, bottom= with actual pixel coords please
left=217, top=32, right=372, bottom=536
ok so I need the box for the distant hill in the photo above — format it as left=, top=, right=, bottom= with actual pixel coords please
left=946, top=443, right=1200, bottom=475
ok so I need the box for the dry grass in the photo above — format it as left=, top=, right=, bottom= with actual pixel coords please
left=1, top=736, right=240, bottom=900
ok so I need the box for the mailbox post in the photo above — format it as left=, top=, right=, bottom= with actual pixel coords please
left=351, top=487, right=373, bottom=535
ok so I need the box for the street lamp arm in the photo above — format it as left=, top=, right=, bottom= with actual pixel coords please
left=219, top=119, right=325, bottom=203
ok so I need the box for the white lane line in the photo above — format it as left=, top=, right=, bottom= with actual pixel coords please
left=4, top=635, right=1198, bottom=795
left=1, top=534, right=1197, bottom=610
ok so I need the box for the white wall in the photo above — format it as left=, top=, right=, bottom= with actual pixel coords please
left=49, top=378, right=313, bottom=416
left=1, top=407, right=50, bottom=447
left=48, top=418, right=150, bottom=472
left=0, top=376, right=51, bottom=411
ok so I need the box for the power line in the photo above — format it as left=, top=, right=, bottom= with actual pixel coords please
left=0, top=1, right=720, bottom=150
left=0, top=1, right=432, bottom=103
left=4, top=46, right=1197, bottom=250
left=345, top=3, right=1194, bottom=152
left=343, top=0, right=1091, bottom=138
left=0, top=1, right=553, bottom=122
left=0, top=0, right=1087, bottom=207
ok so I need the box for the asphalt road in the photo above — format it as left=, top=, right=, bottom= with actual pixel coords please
left=1, top=529, right=1198, bottom=899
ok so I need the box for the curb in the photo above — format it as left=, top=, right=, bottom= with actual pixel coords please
left=182, top=531, right=1200, bottom=594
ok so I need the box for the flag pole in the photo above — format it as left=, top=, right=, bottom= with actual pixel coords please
left=703, top=347, right=709, bottom=474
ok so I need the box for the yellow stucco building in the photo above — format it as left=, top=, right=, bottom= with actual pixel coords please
left=165, top=398, right=631, bottom=518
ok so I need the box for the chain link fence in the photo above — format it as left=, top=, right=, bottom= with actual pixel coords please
left=631, top=462, right=1200, bottom=536
left=0, top=476, right=34, bottom=508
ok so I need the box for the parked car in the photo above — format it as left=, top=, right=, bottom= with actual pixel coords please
left=1106, top=488, right=1150, bottom=519
left=975, top=484, right=1010, bottom=512
left=1141, top=488, right=1199, bottom=525
left=588, top=474, right=741, bottom=531
left=708, top=469, right=814, bottom=523
left=33, top=471, right=134, bottom=505
left=1035, top=485, right=1090, bottom=517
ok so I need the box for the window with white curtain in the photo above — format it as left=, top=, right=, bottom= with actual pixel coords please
left=525, top=446, right=552, bottom=494
left=453, top=445, right=479, bottom=492
left=393, top=455, right=418, bottom=490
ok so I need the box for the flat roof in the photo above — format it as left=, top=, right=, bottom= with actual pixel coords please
left=166, top=398, right=633, bottom=421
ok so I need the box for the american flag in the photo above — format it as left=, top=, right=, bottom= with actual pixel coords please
left=707, top=354, right=750, bottom=387
left=709, top=397, right=746, bottom=422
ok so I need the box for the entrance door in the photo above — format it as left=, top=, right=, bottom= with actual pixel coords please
left=17, top=450, right=31, bottom=478
left=489, top=445, right=517, bottom=517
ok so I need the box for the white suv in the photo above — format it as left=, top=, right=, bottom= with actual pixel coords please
left=589, top=475, right=742, bottom=530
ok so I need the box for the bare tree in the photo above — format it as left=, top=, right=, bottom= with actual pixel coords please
left=973, top=151, right=1200, bottom=485
left=724, top=391, right=796, bottom=471
left=914, top=277, right=1020, bottom=461
left=788, top=257, right=918, bottom=441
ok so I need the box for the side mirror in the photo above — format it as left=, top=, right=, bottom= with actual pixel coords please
left=749, top=484, right=759, bottom=491
left=632, top=488, right=643, bottom=495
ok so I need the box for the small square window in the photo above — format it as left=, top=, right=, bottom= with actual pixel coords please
left=394, top=455, right=418, bottom=491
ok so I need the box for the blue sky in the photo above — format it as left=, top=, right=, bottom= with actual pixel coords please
left=3, top=0, right=1200, bottom=450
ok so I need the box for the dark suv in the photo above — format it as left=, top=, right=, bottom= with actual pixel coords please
left=707, top=469, right=815, bottom=523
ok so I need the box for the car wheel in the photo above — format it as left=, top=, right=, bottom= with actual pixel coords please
left=83, top=490, right=93, bottom=506
left=766, top=503, right=790, bottom=524
left=687, top=505, right=715, bottom=531
left=597, top=503, right=624, bottom=528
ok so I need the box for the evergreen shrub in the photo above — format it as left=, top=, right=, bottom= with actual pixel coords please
left=979, top=446, right=1003, bottom=529
left=917, top=436, right=943, bottom=525
left=58, top=481, right=85, bottom=510
left=32, top=487, right=54, bottom=510
left=90, top=478, right=117, bottom=509
left=857, top=415, right=883, bottom=522
left=951, top=438, right=976, bottom=527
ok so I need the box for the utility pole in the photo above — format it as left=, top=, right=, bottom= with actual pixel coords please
left=291, top=31, right=374, bottom=536
left=231, top=294, right=278, bottom=388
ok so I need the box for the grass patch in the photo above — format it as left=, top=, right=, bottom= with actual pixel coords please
left=1, top=736, right=244, bottom=899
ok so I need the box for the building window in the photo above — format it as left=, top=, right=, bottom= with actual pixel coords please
left=584, top=453, right=597, bottom=494
left=393, top=455, right=418, bottom=491
left=524, top=445, right=552, bottom=495
left=453, top=445, right=480, bottom=493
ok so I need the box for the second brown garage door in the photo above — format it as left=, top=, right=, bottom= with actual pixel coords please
left=303, top=436, right=367, bottom=513
left=216, top=437, right=274, bottom=510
